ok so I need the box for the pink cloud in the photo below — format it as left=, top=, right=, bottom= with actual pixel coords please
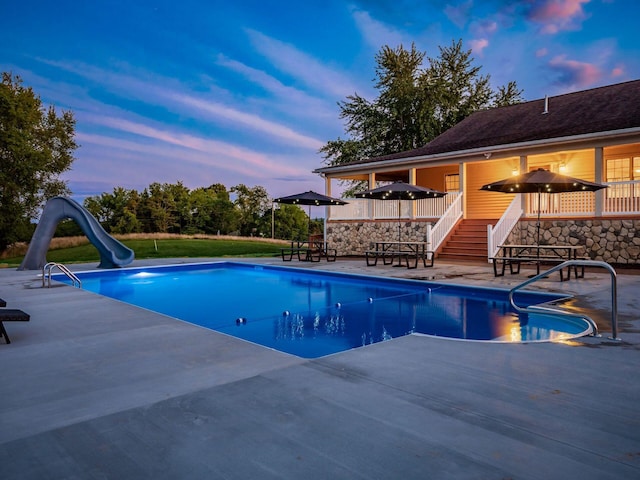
left=611, top=65, right=625, bottom=77
left=536, top=47, right=549, bottom=57
left=471, top=19, right=498, bottom=36
left=527, top=0, right=590, bottom=34
left=548, top=54, right=602, bottom=88
left=469, top=38, right=490, bottom=56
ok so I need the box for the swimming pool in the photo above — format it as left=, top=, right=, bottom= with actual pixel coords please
left=53, top=262, right=592, bottom=358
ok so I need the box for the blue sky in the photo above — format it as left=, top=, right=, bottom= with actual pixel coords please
left=2, top=0, right=638, bottom=201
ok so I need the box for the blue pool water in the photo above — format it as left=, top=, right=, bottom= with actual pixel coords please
left=54, top=262, right=591, bottom=358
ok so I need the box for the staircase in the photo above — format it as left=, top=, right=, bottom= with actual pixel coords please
left=437, top=219, right=497, bottom=261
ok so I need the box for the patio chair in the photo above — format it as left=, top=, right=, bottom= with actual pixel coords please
left=0, top=304, right=30, bottom=344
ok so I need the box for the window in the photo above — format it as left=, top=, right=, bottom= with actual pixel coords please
left=606, top=158, right=631, bottom=182
left=444, top=174, right=459, bottom=192
left=605, top=157, right=640, bottom=200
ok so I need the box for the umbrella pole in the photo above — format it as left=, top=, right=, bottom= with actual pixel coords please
left=398, top=199, right=401, bottom=243
left=536, top=189, right=541, bottom=275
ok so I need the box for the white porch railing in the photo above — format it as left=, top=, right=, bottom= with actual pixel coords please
left=525, top=181, right=640, bottom=217
left=487, top=196, right=523, bottom=258
left=603, top=181, right=640, bottom=214
left=328, top=193, right=459, bottom=220
left=426, top=193, right=463, bottom=252
left=528, top=191, right=595, bottom=217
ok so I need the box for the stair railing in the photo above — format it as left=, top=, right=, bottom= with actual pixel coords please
left=426, top=192, right=463, bottom=252
left=487, top=196, right=523, bottom=259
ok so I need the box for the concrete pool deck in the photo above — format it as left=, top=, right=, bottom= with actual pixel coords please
left=0, top=257, right=638, bottom=479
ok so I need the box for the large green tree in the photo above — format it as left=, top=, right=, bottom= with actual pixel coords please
left=320, top=40, right=523, bottom=195
left=0, top=73, right=77, bottom=250
left=231, top=184, right=270, bottom=236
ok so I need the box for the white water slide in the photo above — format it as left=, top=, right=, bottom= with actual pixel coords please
left=18, top=197, right=134, bottom=270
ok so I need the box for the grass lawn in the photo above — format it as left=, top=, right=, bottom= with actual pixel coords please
left=1, top=238, right=286, bottom=268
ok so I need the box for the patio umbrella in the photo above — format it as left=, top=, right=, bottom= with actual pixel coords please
left=273, top=190, right=348, bottom=238
left=480, top=168, right=607, bottom=269
left=356, top=181, right=447, bottom=242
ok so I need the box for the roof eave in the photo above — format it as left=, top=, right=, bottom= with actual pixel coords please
left=314, top=127, right=640, bottom=176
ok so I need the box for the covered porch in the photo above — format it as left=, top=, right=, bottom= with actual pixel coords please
left=318, top=143, right=640, bottom=263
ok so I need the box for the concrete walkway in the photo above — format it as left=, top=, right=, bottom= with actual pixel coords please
left=0, top=258, right=639, bottom=479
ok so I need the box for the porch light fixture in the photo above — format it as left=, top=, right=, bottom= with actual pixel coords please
left=559, top=162, right=567, bottom=173
left=511, top=168, right=519, bottom=176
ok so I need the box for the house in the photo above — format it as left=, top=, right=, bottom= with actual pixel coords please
left=314, top=79, right=640, bottom=265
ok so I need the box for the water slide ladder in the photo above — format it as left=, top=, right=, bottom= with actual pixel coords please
left=42, top=262, right=82, bottom=289
left=508, top=260, right=620, bottom=340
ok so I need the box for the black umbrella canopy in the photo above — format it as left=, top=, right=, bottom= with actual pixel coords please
left=274, top=190, right=348, bottom=206
left=357, top=181, right=447, bottom=200
left=274, top=191, right=348, bottom=240
left=357, top=181, right=447, bottom=243
left=480, top=169, right=607, bottom=264
left=480, top=168, right=607, bottom=194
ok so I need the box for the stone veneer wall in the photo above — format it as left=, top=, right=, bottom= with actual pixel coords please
left=504, top=218, right=640, bottom=265
left=327, top=217, right=640, bottom=265
left=326, top=220, right=431, bottom=256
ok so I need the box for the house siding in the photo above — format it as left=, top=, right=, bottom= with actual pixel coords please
left=465, top=160, right=517, bottom=219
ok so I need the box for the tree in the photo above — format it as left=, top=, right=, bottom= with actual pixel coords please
left=0, top=73, right=77, bottom=251
left=320, top=41, right=523, bottom=195
left=84, top=187, right=141, bottom=234
left=231, top=184, right=270, bottom=236
left=188, top=184, right=238, bottom=234
left=270, top=204, right=309, bottom=240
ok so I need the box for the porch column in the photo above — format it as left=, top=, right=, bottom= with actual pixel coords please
left=409, top=168, right=417, bottom=219
left=594, top=147, right=603, bottom=217
left=368, top=172, right=376, bottom=219
left=519, top=155, right=528, bottom=213
left=459, top=162, right=465, bottom=219
left=324, top=176, right=332, bottom=223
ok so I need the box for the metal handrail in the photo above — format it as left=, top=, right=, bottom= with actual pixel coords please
left=42, top=262, right=82, bottom=288
left=508, top=260, right=619, bottom=340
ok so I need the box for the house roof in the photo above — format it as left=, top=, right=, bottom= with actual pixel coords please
left=319, top=79, right=640, bottom=170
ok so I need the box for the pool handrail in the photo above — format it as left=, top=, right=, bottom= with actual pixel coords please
left=42, top=262, right=82, bottom=289
left=508, top=260, right=620, bottom=341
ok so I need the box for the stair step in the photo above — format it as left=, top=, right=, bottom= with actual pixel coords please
left=436, top=218, right=496, bottom=261
left=438, top=253, right=488, bottom=261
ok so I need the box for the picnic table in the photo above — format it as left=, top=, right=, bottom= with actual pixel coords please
left=365, top=241, right=434, bottom=269
left=281, top=239, right=337, bottom=262
left=490, top=244, right=586, bottom=281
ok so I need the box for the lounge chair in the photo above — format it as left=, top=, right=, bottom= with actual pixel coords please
left=0, top=307, right=30, bottom=344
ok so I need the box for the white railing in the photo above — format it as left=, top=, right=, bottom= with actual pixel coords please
left=527, top=191, right=595, bottom=217
left=328, top=193, right=459, bottom=220
left=487, top=196, right=523, bottom=258
left=426, top=193, right=463, bottom=252
left=604, top=181, right=640, bottom=214
left=330, top=199, right=370, bottom=220
left=524, top=181, right=640, bottom=217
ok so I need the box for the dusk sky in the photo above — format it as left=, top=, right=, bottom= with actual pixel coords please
left=2, top=0, right=639, bottom=201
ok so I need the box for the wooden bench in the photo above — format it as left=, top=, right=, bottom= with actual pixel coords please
left=366, top=249, right=435, bottom=269
left=281, top=247, right=337, bottom=262
left=365, top=250, right=395, bottom=266
left=0, top=308, right=30, bottom=344
left=490, top=256, right=587, bottom=281
left=281, top=248, right=313, bottom=262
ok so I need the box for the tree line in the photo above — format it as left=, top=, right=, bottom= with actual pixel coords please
left=74, top=182, right=318, bottom=240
